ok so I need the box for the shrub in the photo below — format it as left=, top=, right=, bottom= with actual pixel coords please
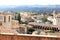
left=47, top=30, right=55, bottom=33
left=41, top=17, right=48, bottom=23
left=27, top=27, right=35, bottom=34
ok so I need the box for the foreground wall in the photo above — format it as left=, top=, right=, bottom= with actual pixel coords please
left=0, top=34, right=60, bottom=40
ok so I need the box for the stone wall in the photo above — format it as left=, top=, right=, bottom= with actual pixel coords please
left=0, top=34, right=60, bottom=40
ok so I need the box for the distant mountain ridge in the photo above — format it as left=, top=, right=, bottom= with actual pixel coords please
left=0, top=5, right=60, bottom=12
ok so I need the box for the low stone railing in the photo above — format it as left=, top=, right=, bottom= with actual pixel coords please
left=0, top=33, right=60, bottom=40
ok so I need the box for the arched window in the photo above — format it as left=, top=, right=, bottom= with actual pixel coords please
left=4, top=16, right=6, bottom=22
left=8, top=16, right=10, bottom=22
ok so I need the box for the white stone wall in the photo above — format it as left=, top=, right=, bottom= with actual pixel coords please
left=53, top=18, right=57, bottom=25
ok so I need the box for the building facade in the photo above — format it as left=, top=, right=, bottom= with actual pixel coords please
left=0, top=13, right=12, bottom=29
left=47, top=11, right=60, bottom=25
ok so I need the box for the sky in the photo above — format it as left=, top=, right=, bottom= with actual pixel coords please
left=0, top=0, right=60, bottom=5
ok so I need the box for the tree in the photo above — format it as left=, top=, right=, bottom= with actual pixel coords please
left=15, top=13, right=21, bottom=23
left=17, top=13, right=21, bottom=23
left=48, top=13, right=53, bottom=16
left=15, top=12, right=19, bottom=20
left=27, top=27, right=35, bottom=34
left=41, top=17, right=47, bottom=23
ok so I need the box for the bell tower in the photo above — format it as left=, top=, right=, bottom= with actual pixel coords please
left=3, top=13, right=12, bottom=29
left=53, top=10, right=56, bottom=18
left=52, top=10, right=57, bottom=25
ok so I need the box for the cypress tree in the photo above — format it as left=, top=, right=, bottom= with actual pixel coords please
left=17, top=13, right=21, bottom=23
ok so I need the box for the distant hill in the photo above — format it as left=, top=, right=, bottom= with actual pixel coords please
left=0, top=5, right=60, bottom=12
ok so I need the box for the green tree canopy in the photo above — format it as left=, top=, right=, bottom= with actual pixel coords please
left=41, top=17, right=47, bottom=23
left=15, top=13, right=21, bottom=23
left=17, top=13, right=21, bottom=23
left=27, top=27, right=35, bottom=32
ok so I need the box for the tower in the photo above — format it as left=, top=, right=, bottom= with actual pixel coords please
left=52, top=10, right=57, bottom=25
left=53, top=10, right=56, bottom=18
left=3, top=13, right=12, bottom=29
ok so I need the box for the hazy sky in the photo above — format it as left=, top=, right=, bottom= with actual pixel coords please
left=0, top=0, right=60, bottom=5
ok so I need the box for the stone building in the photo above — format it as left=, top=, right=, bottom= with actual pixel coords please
left=0, top=12, right=20, bottom=34
left=47, top=10, right=60, bottom=25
